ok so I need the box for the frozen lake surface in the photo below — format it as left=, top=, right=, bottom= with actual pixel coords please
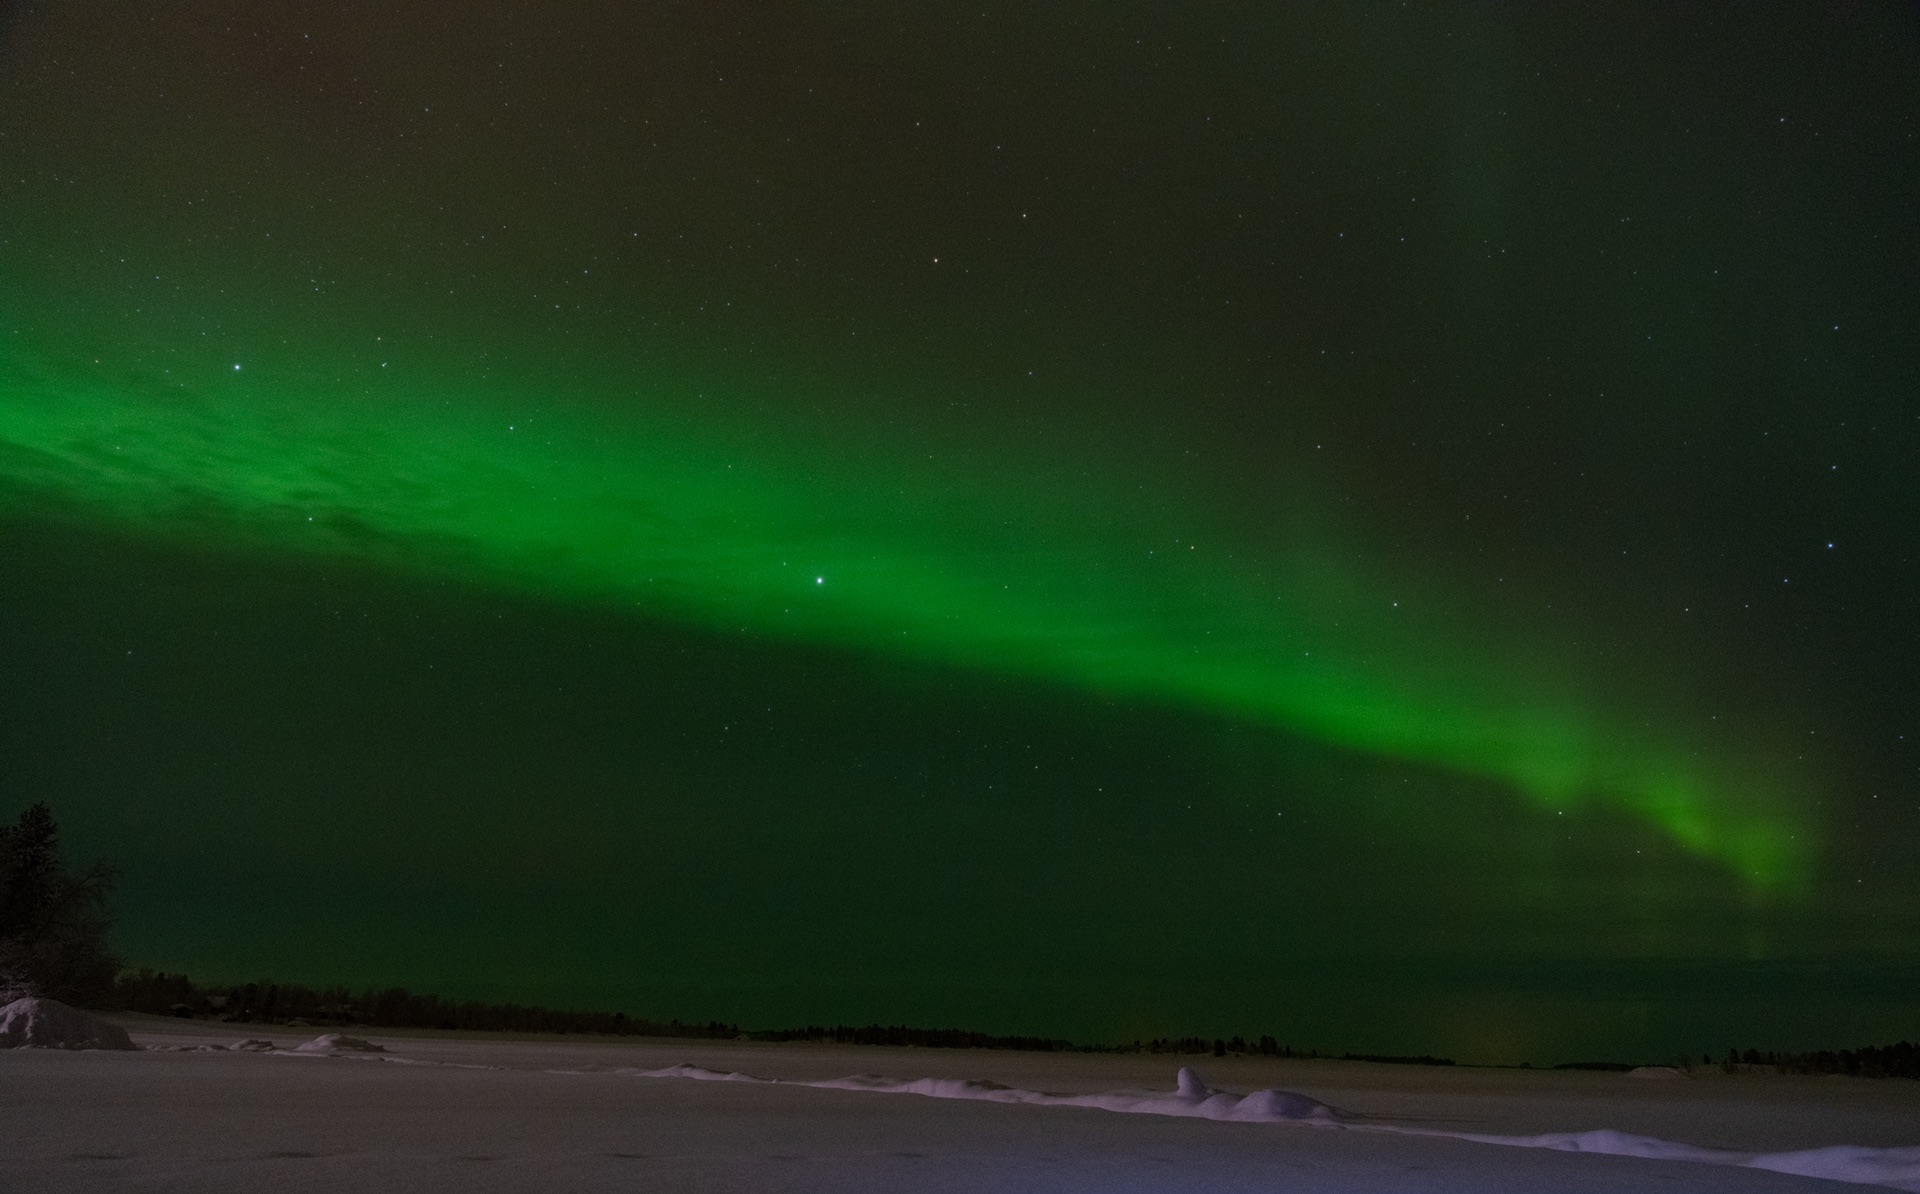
left=2, top=1013, right=1917, bottom=1192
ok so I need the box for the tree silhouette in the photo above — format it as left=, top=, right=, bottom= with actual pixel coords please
left=0, top=803, right=119, bottom=1005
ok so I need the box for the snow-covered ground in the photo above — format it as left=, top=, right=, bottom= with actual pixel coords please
left=2, top=1012, right=1916, bottom=1192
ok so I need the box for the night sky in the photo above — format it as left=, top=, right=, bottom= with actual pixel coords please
left=2, top=2, right=1916, bottom=1064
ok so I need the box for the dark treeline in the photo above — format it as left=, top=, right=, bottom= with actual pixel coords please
left=1146, top=1035, right=1302, bottom=1059
left=1343, top=1052, right=1456, bottom=1067
left=1134, top=1038, right=1456, bottom=1065
left=103, top=970, right=1920, bottom=1077
left=108, top=970, right=1309, bottom=1056
left=1722, top=1043, right=1919, bottom=1080
left=112, top=969, right=737, bottom=1039
left=746, top=1025, right=1075, bottom=1051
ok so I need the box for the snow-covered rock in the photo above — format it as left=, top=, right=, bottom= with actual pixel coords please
left=291, top=1032, right=385, bottom=1054
left=0, top=997, right=137, bottom=1050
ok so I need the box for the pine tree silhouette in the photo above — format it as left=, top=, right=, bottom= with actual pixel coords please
left=0, top=803, right=119, bottom=1005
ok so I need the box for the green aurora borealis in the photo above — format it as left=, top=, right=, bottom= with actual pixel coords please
left=2, top=2, right=1916, bottom=1060
left=0, top=345, right=1809, bottom=882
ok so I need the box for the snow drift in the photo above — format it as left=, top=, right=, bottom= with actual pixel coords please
left=1427, top=1126, right=1920, bottom=1190
left=0, top=997, right=136, bottom=1050
left=637, top=1062, right=1920, bottom=1191
left=637, top=1062, right=1341, bottom=1123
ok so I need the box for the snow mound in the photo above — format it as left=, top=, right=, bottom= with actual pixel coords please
left=231, top=1039, right=277, bottom=1052
left=1629, top=1065, right=1688, bottom=1078
left=0, top=997, right=136, bottom=1050
left=291, top=1033, right=385, bottom=1055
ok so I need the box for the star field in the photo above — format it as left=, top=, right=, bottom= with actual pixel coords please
left=0, top=2, right=1914, bottom=1060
